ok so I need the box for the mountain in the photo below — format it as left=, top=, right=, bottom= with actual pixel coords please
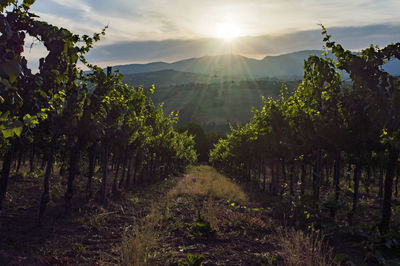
left=259, top=50, right=324, bottom=77
left=114, top=50, right=400, bottom=79
left=114, top=62, right=170, bottom=75
left=114, top=50, right=325, bottom=79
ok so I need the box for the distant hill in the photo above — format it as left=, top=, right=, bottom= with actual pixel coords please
left=115, top=50, right=325, bottom=79
left=148, top=79, right=300, bottom=132
left=123, top=69, right=244, bottom=88
left=258, top=50, right=324, bottom=77
left=120, top=69, right=301, bottom=132
left=115, top=50, right=400, bottom=79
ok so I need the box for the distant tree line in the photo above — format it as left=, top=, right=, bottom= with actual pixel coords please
left=176, top=123, right=225, bottom=162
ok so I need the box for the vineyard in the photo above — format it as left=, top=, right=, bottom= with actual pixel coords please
left=0, top=0, right=196, bottom=222
left=210, top=27, right=400, bottom=262
left=1, top=0, right=400, bottom=265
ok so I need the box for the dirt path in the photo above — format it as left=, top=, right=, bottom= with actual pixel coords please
left=122, top=165, right=333, bottom=265
left=1, top=165, right=333, bottom=265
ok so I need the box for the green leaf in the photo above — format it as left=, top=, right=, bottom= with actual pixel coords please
left=22, top=0, right=36, bottom=9
left=0, top=0, right=14, bottom=11
left=2, top=128, right=13, bottom=139
left=23, top=114, right=40, bottom=128
left=23, top=0, right=35, bottom=6
left=1, top=57, right=21, bottom=84
left=2, top=120, right=23, bottom=139
left=13, top=124, right=23, bottom=137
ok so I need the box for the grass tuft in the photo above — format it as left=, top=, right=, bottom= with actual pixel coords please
left=201, top=197, right=219, bottom=229
left=120, top=204, right=162, bottom=266
left=168, top=165, right=247, bottom=203
left=276, top=227, right=334, bottom=266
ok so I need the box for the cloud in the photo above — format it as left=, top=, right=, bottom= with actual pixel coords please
left=85, top=23, right=400, bottom=66
left=30, top=0, right=400, bottom=42
left=31, top=0, right=104, bottom=36
left=33, top=0, right=86, bottom=20
left=24, top=0, right=400, bottom=69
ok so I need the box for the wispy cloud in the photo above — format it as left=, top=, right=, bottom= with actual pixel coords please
left=25, top=0, right=400, bottom=68
left=31, top=0, right=400, bottom=41
left=84, top=24, right=400, bottom=66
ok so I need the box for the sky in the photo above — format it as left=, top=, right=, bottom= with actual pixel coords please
left=24, top=0, right=400, bottom=67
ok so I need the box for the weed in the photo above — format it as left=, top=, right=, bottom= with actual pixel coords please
left=88, top=212, right=108, bottom=231
left=182, top=253, right=204, bottom=266
left=71, top=240, right=86, bottom=256
left=120, top=204, right=161, bottom=266
left=186, top=215, right=217, bottom=240
left=247, top=252, right=278, bottom=265
left=120, top=228, right=157, bottom=266
left=276, top=227, right=334, bottom=266
left=169, top=253, right=205, bottom=266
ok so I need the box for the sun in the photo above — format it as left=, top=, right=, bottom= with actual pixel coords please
left=215, top=23, right=242, bottom=41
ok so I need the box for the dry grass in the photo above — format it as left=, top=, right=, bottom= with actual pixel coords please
left=121, top=166, right=247, bottom=265
left=276, top=227, right=334, bottom=266
left=168, top=165, right=247, bottom=203
left=201, top=197, right=219, bottom=229
left=120, top=204, right=162, bottom=266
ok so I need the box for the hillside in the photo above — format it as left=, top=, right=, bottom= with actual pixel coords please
left=115, top=51, right=323, bottom=79
left=125, top=79, right=299, bottom=132
left=122, top=74, right=301, bottom=133
left=116, top=50, right=400, bottom=79
left=123, top=69, right=243, bottom=88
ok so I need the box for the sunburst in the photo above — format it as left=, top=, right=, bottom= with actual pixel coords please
left=215, top=23, right=242, bottom=41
